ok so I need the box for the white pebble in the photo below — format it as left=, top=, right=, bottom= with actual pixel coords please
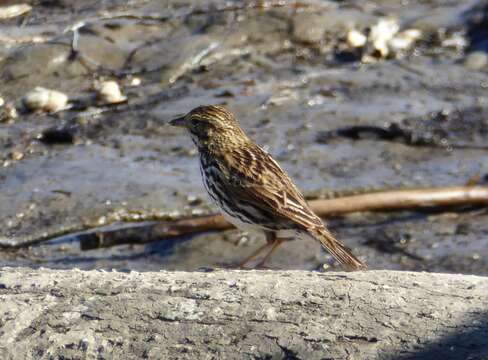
left=23, top=87, right=69, bottom=113
left=0, top=4, right=32, bottom=19
left=370, top=18, right=400, bottom=44
left=370, top=18, right=400, bottom=58
left=130, top=77, right=142, bottom=86
left=347, top=29, right=367, bottom=48
left=442, top=33, right=467, bottom=50
left=96, top=81, right=127, bottom=104
left=389, top=29, right=422, bottom=52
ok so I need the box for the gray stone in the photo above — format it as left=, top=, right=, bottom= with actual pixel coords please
left=464, top=51, right=488, bottom=70
left=0, top=268, right=487, bottom=359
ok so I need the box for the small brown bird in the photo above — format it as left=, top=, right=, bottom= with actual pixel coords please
left=170, top=105, right=366, bottom=271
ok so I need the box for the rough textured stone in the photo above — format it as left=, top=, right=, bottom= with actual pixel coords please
left=0, top=268, right=487, bottom=359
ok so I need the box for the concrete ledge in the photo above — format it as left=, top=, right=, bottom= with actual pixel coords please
left=0, top=268, right=487, bottom=359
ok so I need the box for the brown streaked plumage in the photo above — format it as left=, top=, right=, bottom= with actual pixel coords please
left=170, top=105, right=366, bottom=271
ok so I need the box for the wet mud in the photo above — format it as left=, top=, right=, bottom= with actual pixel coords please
left=0, top=0, right=487, bottom=273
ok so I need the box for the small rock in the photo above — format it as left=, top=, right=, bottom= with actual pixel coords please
left=23, top=87, right=69, bottom=113
left=0, top=97, right=4, bottom=107
left=347, top=29, right=367, bottom=48
left=369, top=17, right=400, bottom=58
left=360, top=18, right=421, bottom=61
left=464, top=51, right=488, bottom=71
left=11, top=151, right=24, bottom=161
left=389, top=29, right=422, bottom=52
left=130, top=77, right=142, bottom=86
left=96, top=80, right=127, bottom=104
left=1, top=102, right=18, bottom=121
left=441, top=32, right=467, bottom=51
left=0, top=4, right=31, bottom=19
left=370, top=18, right=399, bottom=42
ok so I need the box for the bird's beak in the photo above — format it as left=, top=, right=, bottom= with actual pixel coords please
left=169, top=116, right=186, bottom=127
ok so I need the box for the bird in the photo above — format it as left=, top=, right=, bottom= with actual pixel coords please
left=170, top=105, right=366, bottom=271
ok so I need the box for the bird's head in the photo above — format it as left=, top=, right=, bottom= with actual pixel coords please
left=170, top=105, right=245, bottom=147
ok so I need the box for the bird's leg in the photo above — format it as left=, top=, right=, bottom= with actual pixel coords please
left=238, top=242, right=273, bottom=268
left=238, top=232, right=276, bottom=269
left=254, top=238, right=284, bottom=269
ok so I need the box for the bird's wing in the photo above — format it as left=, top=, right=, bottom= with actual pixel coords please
left=217, top=144, right=366, bottom=271
left=218, top=144, right=323, bottom=230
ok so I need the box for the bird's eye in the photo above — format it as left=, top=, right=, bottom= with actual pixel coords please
left=191, top=119, right=202, bottom=129
left=190, top=119, right=206, bottom=133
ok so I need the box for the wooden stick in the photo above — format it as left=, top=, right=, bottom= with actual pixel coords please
left=80, top=185, right=488, bottom=250
left=309, top=185, right=488, bottom=214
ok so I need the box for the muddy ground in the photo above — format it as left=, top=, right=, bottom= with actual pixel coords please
left=0, top=0, right=487, bottom=273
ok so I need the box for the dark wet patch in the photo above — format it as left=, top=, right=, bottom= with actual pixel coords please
left=39, top=126, right=78, bottom=144
left=317, top=106, right=488, bottom=150
left=465, top=0, right=488, bottom=52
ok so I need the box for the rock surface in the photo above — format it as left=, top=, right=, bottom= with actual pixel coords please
left=0, top=268, right=487, bottom=359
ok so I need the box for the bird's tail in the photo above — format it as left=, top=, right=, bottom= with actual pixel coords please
left=307, top=227, right=366, bottom=271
